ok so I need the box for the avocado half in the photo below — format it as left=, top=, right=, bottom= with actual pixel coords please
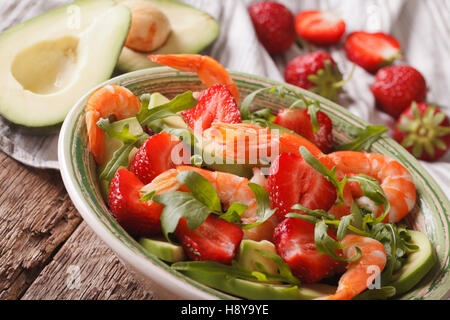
left=116, top=0, right=220, bottom=73
left=0, top=0, right=131, bottom=128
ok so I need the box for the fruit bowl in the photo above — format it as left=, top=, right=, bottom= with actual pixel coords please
left=58, top=67, right=450, bottom=300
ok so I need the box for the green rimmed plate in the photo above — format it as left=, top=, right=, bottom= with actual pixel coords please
left=58, top=67, right=450, bottom=300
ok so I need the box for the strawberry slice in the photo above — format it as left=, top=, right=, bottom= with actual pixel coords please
left=181, top=84, right=241, bottom=132
left=268, top=153, right=337, bottom=220
left=129, top=132, right=190, bottom=184
left=295, top=10, right=346, bottom=46
left=345, top=31, right=401, bottom=73
left=108, top=169, right=163, bottom=237
left=175, top=214, right=244, bottom=264
left=273, top=218, right=342, bottom=283
left=273, top=108, right=333, bottom=153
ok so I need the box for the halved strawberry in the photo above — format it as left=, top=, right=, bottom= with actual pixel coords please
left=273, top=108, right=333, bottom=153
left=175, top=214, right=244, bottom=264
left=181, top=84, right=241, bottom=132
left=345, top=31, right=401, bottom=73
left=129, top=132, right=190, bottom=184
left=273, top=218, right=342, bottom=283
left=108, top=169, right=163, bottom=237
left=393, top=102, right=450, bottom=161
left=268, top=153, right=337, bottom=220
left=295, top=10, right=346, bottom=46
left=284, top=52, right=344, bottom=102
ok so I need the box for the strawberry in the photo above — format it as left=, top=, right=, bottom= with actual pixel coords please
left=268, top=153, right=337, bottom=220
left=273, top=218, right=342, bottom=283
left=370, top=65, right=427, bottom=118
left=393, top=102, right=450, bottom=162
left=248, top=1, right=296, bottom=54
left=284, top=51, right=343, bottom=102
left=295, top=10, right=346, bottom=46
left=175, top=214, right=244, bottom=264
left=181, top=84, right=241, bottom=132
left=345, top=31, right=401, bottom=73
left=129, top=131, right=190, bottom=184
left=273, top=107, right=333, bottom=153
left=108, top=169, right=162, bottom=237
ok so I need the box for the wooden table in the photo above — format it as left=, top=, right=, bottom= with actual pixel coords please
left=0, top=151, right=154, bottom=300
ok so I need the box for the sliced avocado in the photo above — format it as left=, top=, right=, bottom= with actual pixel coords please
left=98, top=117, right=144, bottom=198
left=390, top=230, right=436, bottom=296
left=0, top=0, right=131, bottom=128
left=237, top=240, right=278, bottom=275
left=150, top=93, right=188, bottom=129
left=139, top=237, right=185, bottom=262
left=182, top=270, right=336, bottom=300
left=116, top=0, right=220, bottom=72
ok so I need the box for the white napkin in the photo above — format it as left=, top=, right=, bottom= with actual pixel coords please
left=0, top=0, right=449, bottom=199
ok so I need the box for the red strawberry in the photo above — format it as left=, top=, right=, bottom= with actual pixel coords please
left=295, top=10, right=346, bottom=46
left=370, top=65, right=427, bottom=118
left=175, top=214, right=244, bottom=264
left=273, top=218, right=342, bottom=283
left=181, top=84, right=241, bottom=132
left=345, top=31, right=401, bottom=73
left=248, top=1, right=296, bottom=54
left=268, top=153, right=337, bottom=220
left=129, top=132, right=190, bottom=184
left=393, top=102, right=450, bottom=161
left=108, top=169, right=162, bottom=237
left=273, top=107, right=333, bottom=153
left=284, top=51, right=343, bottom=102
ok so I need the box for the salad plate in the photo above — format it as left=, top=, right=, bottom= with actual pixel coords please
left=58, top=67, right=450, bottom=300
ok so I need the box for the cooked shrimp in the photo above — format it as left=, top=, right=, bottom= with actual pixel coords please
left=148, top=54, right=240, bottom=103
left=141, top=165, right=278, bottom=241
left=86, top=84, right=141, bottom=164
left=200, top=122, right=323, bottom=166
left=323, top=235, right=387, bottom=300
left=326, top=151, right=416, bottom=223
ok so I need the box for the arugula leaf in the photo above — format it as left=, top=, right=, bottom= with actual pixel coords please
left=240, top=86, right=286, bottom=120
left=290, top=203, right=335, bottom=220
left=139, top=190, right=155, bottom=202
left=299, top=146, right=347, bottom=204
left=307, top=102, right=320, bottom=134
left=137, top=91, right=197, bottom=126
left=220, top=202, right=248, bottom=223
left=240, top=183, right=277, bottom=230
left=337, top=214, right=354, bottom=241
left=336, top=125, right=387, bottom=152
left=176, top=171, right=222, bottom=212
left=353, top=286, right=396, bottom=300
left=96, top=118, right=140, bottom=144
left=254, top=250, right=301, bottom=285
left=152, top=191, right=212, bottom=241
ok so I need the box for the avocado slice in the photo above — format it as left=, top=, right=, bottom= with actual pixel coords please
left=116, top=0, right=220, bottom=73
left=182, top=270, right=336, bottom=300
left=139, top=237, right=185, bottom=262
left=98, top=116, right=144, bottom=198
left=390, top=230, right=436, bottom=296
left=237, top=240, right=279, bottom=275
left=0, top=0, right=131, bottom=128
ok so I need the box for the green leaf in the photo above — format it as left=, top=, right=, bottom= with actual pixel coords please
left=299, top=146, right=347, bottom=204
left=353, top=286, right=396, bottom=300
left=285, top=212, right=319, bottom=225
left=175, top=171, right=222, bottom=212
left=152, top=191, right=212, bottom=241
left=96, top=118, right=140, bottom=144
left=240, top=183, right=277, bottom=230
left=220, top=202, right=248, bottom=223
left=137, top=91, right=197, bottom=126
left=307, top=102, right=320, bottom=134
left=254, top=250, right=301, bottom=285
left=337, top=214, right=353, bottom=241
left=315, top=220, right=348, bottom=261
left=139, top=190, right=155, bottom=202
left=336, top=125, right=387, bottom=151
left=290, top=204, right=336, bottom=220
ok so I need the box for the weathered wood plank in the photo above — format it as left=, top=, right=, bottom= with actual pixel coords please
left=0, top=151, right=82, bottom=299
left=21, top=222, right=154, bottom=300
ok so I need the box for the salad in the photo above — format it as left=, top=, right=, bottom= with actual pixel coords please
left=85, top=54, right=436, bottom=300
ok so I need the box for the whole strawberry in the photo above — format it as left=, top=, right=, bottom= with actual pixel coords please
left=371, top=65, right=427, bottom=118
left=345, top=31, right=401, bottom=73
left=284, top=51, right=343, bottom=102
left=393, top=102, right=450, bottom=162
left=248, top=1, right=296, bottom=54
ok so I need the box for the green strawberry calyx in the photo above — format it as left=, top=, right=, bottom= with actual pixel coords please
left=397, top=102, right=450, bottom=158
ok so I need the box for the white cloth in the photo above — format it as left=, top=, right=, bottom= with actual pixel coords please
left=0, top=0, right=449, bottom=200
